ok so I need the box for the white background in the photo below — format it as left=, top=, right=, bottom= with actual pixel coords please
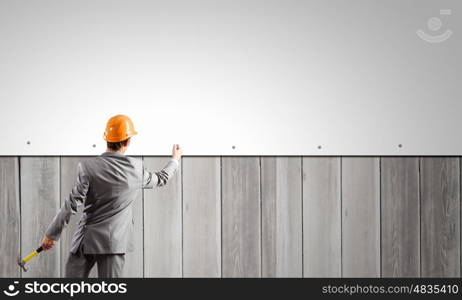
left=0, top=0, right=460, bottom=155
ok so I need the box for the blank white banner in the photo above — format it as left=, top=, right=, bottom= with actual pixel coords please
left=0, top=0, right=460, bottom=155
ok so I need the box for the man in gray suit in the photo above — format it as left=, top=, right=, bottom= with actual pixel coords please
left=41, top=115, right=182, bottom=277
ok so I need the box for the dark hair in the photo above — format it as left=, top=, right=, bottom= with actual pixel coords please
left=107, top=139, right=129, bottom=151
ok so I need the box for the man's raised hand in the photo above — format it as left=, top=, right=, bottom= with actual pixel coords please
left=172, top=144, right=183, bottom=161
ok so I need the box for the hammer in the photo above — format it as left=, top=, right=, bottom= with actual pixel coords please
left=17, top=246, right=43, bottom=272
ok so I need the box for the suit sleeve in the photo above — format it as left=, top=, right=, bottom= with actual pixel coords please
left=45, top=162, right=90, bottom=241
left=142, top=158, right=179, bottom=189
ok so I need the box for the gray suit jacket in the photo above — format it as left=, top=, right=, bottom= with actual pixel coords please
left=45, top=152, right=179, bottom=254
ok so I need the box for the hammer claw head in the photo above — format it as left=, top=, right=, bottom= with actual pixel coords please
left=17, top=256, right=27, bottom=272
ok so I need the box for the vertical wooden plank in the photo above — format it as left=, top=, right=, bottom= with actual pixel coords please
left=381, top=158, right=420, bottom=277
left=143, top=157, right=182, bottom=277
left=21, top=157, right=60, bottom=278
left=261, top=157, right=302, bottom=277
left=342, top=157, right=380, bottom=277
left=60, top=157, right=96, bottom=277
left=182, top=157, right=221, bottom=277
left=421, top=157, right=460, bottom=277
left=303, top=157, right=341, bottom=277
left=222, top=157, right=261, bottom=277
left=0, top=157, right=20, bottom=277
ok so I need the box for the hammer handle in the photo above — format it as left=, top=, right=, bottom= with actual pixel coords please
left=23, top=247, right=43, bottom=263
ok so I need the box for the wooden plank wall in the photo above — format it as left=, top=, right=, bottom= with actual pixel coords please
left=182, top=157, right=221, bottom=277
left=381, top=158, right=420, bottom=277
left=420, top=158, right=460, bottom=277
left=222, top=157, right=261, bottom=277
left=303, top=157, right=341, bottom=277
left=261, top=157, right=302, bottom=277
left=20, top=157, right=60, bottom=278
left=0, top=157, right=460, bottom=277
left=0, top=158, right=20, bottom=277
left=143, top=157, right=183, bottom=277
left=342, top=158, right=381, bottom=277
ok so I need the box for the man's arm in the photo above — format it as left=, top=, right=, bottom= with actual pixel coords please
left=143, top=144, right=183, bottom=189
left=42, top=162, right=90, bottom=250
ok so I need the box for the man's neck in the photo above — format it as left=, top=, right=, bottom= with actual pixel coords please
left=106, top=149, right=126, bottom=154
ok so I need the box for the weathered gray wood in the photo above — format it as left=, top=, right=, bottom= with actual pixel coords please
left=261, top=157, right=302, bottom=277
left=421, top=158, right=460, bottom=277
left=143, top=157, right=182, bottom=277
left=381, top=158, right=420, bottom=277
left=222, top=157, right=261, bottom=277
left=182, top=157, right=221, bottom=277
left=59, top=157, right=97, bottom=278
left=20, top=157, right=60, bottom=278
left=8, top=154, right=462, bottom=278
left=303, top=157, right=341, bottom=277
left=342, top=157, right=380, bottom=277
left=0, top=157, right=20, bottom=277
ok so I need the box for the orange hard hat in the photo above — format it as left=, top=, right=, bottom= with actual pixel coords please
left=104, top=115, right=138, bottom=142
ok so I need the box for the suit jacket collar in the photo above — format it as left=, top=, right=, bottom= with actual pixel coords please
left=101, top=151, right=126, bottom=157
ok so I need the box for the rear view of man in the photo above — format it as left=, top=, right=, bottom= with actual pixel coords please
left=41, top=114, right=182, bottom=277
